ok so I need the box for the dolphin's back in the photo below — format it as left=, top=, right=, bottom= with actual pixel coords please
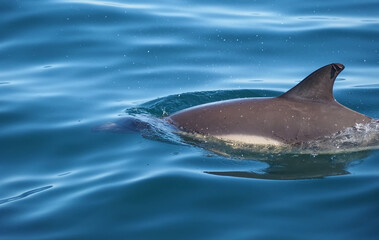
left=166, top=63, right=372, bottom=145
left=167, top=97, right=370, bottom=144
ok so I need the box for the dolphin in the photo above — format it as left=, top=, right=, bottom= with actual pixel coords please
left=165, top=63, right=373, bottom=146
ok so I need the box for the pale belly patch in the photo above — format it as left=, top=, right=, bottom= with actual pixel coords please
left=214, top=134, right=283, bottom=146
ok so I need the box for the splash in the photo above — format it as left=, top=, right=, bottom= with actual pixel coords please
left=297, top=119, right=379, bottom=154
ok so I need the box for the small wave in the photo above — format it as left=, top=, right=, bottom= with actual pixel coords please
left=94, top=114, right=182, bottom=145
left=62, top=0, right=155, bottom=10
left=0, top=185, right=53, bottom=205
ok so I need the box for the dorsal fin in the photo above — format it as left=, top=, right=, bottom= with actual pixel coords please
left=280, top=63, right=344, bottom=102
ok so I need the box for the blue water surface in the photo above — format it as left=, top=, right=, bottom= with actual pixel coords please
left=1, top=0, right=379, bottom=239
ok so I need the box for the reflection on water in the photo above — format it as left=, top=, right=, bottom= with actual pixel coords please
left=206, top=151, right=371, bottom=180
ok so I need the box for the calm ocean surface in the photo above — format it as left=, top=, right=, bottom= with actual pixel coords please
left=1, top=0, right=379, bottom=239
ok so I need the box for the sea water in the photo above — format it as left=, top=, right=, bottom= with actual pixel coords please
left=1, top=0, right=379, bottom=239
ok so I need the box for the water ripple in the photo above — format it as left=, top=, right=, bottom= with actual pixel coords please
left=61, top=0, right=379, bottom=30
left=64, top=0, right=156, bottom=10
left=1, top=0, right=379, bottom=239
left=0, top=186, right=53, bottom=205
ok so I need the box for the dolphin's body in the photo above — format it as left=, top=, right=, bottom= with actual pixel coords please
left=166, top=63, right=372, bottom=146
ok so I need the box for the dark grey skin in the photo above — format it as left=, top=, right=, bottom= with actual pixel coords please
left=166, top=63, right=372, bottom=145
